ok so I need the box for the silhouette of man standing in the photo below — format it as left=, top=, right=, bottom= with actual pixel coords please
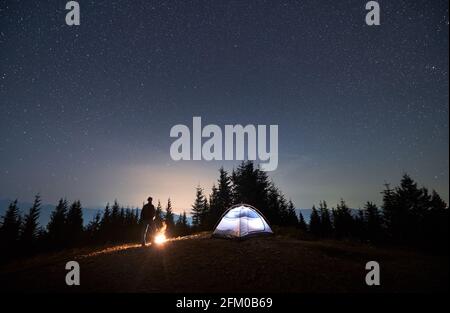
left=141, top=196, right=156, bottom=246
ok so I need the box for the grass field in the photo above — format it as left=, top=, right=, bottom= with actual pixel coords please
left=1, top=232, right=448, bottom=292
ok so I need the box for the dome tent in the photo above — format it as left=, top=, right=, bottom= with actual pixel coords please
left=212, top=204, right=273, bottom=239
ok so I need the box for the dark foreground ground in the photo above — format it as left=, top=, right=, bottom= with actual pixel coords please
left=0, top=233, right=448, bottom=292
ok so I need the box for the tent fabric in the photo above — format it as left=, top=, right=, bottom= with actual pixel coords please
left=212, top=204, right=273, bottom=238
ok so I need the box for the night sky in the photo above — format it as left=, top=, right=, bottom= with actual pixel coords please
left=0, top=0, right=448, bottom=211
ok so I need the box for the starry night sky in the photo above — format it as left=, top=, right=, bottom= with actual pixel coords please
left=0, top=0, right=448, bottom=211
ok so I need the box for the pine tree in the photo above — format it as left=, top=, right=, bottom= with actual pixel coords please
left=155, top=200, right=164, bottom=229
left=165, top=198, right=175, bottom=236
left=132, top=208, right=141, bottom=240
left=354, top=209, right=366, bottom=240
left=99, top=203, right=111, bottom=241
left=232, top=162, right=271, bottom=219
left=134, top=208, right=140, bottom=225
left=383, top=174, right=427, bottom=242
left=0, top=200, right=22, bottom=250
left=333, top=199, right=354, bottom=238
left=109, top=200, right=121, bottom=241
left=217, top=167, right=232, bottom=215
left=66, top=200, right=84, bottom=245
left=381, top=182, right=398, bottom=237
left=47, top=198, right=68, bottom=247
left=232, top=161, right=257, bottom=205
left=86, top=211, right=102, bottom=242
left=208, top=184, right=219, bottom=227
left=266, top=182, right=283, bottom=225
left=229, top=161, right=290, bottom=225
left=191, top=186, right=206, bottom=229
left=365, top=201, right=382, bottom=242
left=255, top=168, right=271, bottom=216
left=424, top=190, right=448, bottom=249
left=175, top=214, right=183, bottom=237
left=396, top=174, right=424, bottom=241
left=181, top=211, right=189, bottom=235
left=124, top=208, right=135, bottom=226
left=430, top=190, right=448, bottom=211
left=309, top=205, right=321, bottom=235
left=319, top=201, right=332, bottom=237
left=174, top=211, right=189, bottom=237
left=382, top=175, right=448, bottom=247
left=298, top=211, right=307, bottom=232
left=286, top=200, right=299, bottom=226
left=21, top=194, right=41, bottom=248
left=111, top=200, right=120, bottom=227
left=120, top=208, right=126, bottom=228
left=200, top=195, right=209, bottom=229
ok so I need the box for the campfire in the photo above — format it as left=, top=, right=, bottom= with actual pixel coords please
left=154, top=223, right=167, bottom=245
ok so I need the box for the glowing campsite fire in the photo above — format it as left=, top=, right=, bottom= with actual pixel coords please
left=154, top=233, right=167, bottom=244
left=154, top=223, right=167, bottom=245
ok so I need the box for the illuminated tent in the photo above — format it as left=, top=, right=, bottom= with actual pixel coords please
left=212, top=204, right=273, bottom=239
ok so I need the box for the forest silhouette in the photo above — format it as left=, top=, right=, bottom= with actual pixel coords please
left=0, top=161, right=448, bottom=261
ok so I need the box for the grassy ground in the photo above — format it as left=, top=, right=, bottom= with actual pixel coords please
left=0, top=232, right=448, bottom=292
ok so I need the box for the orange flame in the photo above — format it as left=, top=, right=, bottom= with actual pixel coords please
left=154, top=222, right=167, bottom=245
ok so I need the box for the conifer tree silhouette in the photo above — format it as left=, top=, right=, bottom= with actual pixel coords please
left=319, top=201, right=332, bottom=237
left=47, top=198, right=68, bottom=247
left=66, top=200, right=84, bottom=245
left=365, top=201, right=382, bottom=242
left=192, top=186, right=207, bottom=229
left=298, top=211, right=308, bottom=232
left=0, top=200, right=22, bottom=252
left=309, top=205, right=321, bottom=236
left=165, top=198, right=175, bottom=236
left=21, top=194, right=41, bottom=249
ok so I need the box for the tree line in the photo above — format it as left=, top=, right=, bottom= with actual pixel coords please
left=0, top=196, right=191, bottom=261
left=191, top=161, right=298, bottom=231
left=191, top=162, right=448, bottom=251
left=1, top=161, right=448, bottom=260
left=305, top=174, right=448, bottom=251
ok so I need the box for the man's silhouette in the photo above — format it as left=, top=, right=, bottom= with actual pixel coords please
left=141, top=196, right=156, bottom=246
